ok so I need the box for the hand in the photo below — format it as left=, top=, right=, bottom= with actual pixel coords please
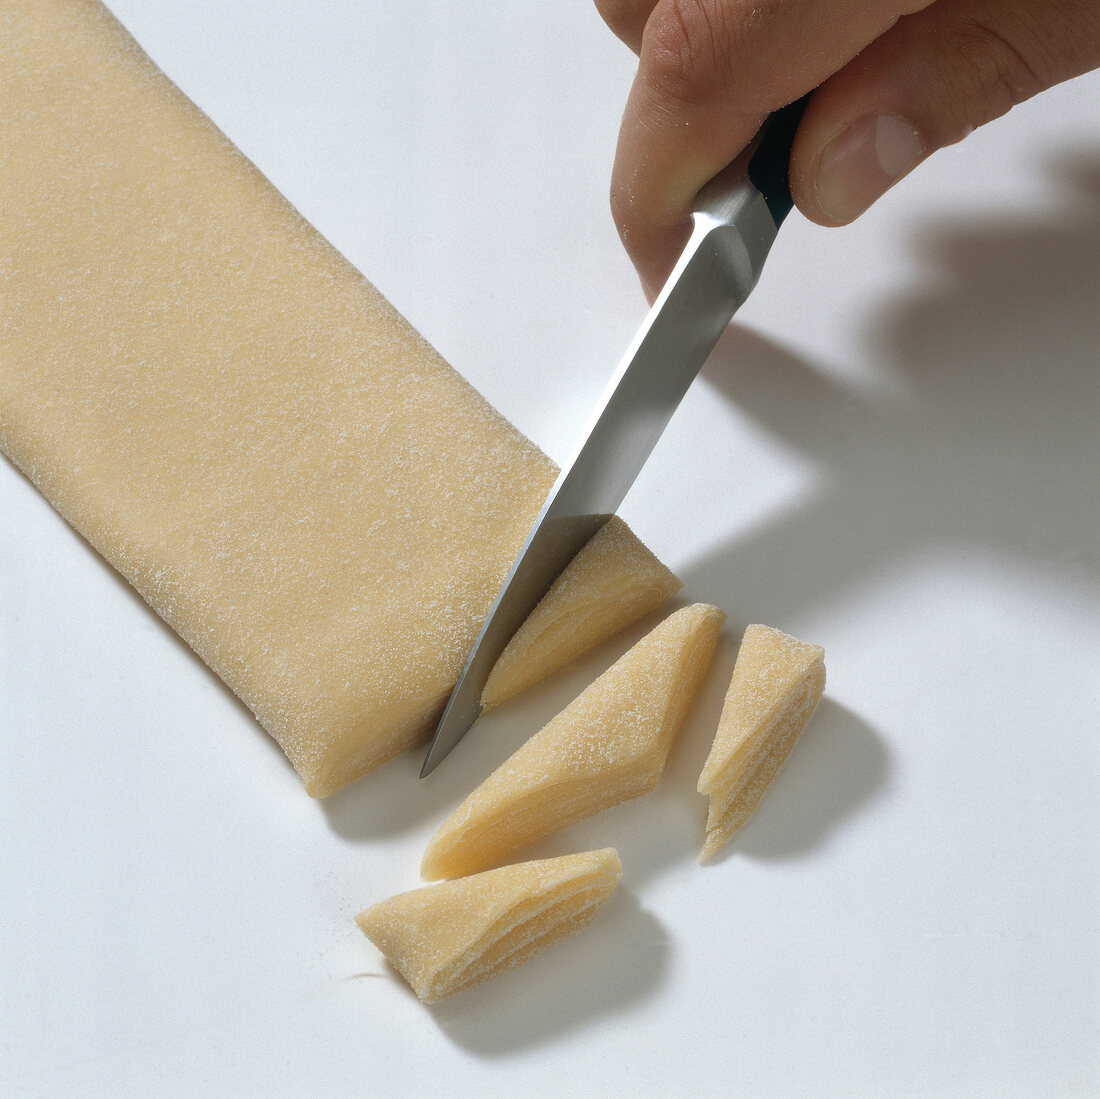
left=596, top=0, right=1100, bottom=298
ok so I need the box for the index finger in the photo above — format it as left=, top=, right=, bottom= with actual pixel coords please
left=613, top=0, right=932, bottom=297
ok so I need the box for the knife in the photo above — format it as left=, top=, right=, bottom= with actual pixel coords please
left=421, top=97, right=809, bottom=778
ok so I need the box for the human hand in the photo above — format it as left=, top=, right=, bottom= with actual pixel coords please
left=596, top=0, right=1100, bottom=298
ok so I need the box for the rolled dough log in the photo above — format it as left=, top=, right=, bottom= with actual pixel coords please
left=0, top=1, right=669, bottom=796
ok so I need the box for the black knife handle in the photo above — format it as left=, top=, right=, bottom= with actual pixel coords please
left=747, top=94, right=812, bottom=228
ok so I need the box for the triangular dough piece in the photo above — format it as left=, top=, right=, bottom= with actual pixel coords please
left=698, top=625, right=825, bottom=861
left=422, top=604, right=724, bottom=880
left=356, top=848, right=622, bottom=1002
left=482, top=517, right=681, bottom=710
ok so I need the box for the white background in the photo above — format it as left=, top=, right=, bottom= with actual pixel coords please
left=2, top=3, right=1098, bottom=1096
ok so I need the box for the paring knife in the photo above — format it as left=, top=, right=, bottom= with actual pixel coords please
left=421, top=97, right=808, bottom=778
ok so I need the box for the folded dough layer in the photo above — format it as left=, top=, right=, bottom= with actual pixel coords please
left=481, top=516, right=681, bottom=711
left=422, top=604, right=724, bottom=880
left=356, top=848, right=622, bottom=1002
left=698, top=624, right=826, bottom=860
left=0, top=1, right=668, bottom=795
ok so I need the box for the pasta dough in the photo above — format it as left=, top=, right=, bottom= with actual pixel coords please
left=481, top=516, right=681, bottom=710
left=698, top=625, right=825, bottom=861
left=356, top=848, right=622, bottom=1002
left=0, top=1, right=669, bottom=795
left=422, top=604, right=724, bottom=880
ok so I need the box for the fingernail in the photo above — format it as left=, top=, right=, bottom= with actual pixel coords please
left=815, top=114, right=924, bottom=223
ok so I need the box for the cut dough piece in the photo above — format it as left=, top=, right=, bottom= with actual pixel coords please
left=0, top=1, right=668, bottom=796
left=356, top=848, right=621, bottom=1002
left=422, top=604, right=724, bottom=880
left=698, top=625, right=825, bottom=861
left=482, top=516, right=682, bottom=711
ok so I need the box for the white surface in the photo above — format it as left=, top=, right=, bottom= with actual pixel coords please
left=2, top=3, right=1098, bottom=1096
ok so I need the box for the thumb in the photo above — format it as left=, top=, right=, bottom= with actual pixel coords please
left=790, top=0, right=1100, bottom=225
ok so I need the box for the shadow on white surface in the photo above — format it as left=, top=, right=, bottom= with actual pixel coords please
left=707, top=699, right=890, bottom=865
left=688, top=150, right=1100, bottom=628
left=318, top=600, right=683, bottom=842
left=427, top=887, right=669, bottom=1056
left=386, top=699, right=884, bottom=1053
left=388, top=633, right=891, bottom=895
left=565, top=688, right=889, bottom=883
left=319, top=739, right=448, bottom=840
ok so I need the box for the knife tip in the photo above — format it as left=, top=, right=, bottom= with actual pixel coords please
left=418, top=748, right=441, bottom=780
left=419, top=688, right=482, bottom=779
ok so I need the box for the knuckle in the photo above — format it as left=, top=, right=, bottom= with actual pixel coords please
left=609, top=181, right=628, bottom=227
left=993, top=0, right=1100, bottom=86
left=642, top=0, right=734, bottom=104
left=594, top=0, right=638, bottom=40
left=609, top=182, right=639, bottom=243
left=952, top=15, right=1048, bottom=118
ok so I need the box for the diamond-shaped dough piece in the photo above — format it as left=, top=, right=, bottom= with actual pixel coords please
left=422, top=604, right=724, bottom=880
left=698, top=625, right=825, bottom=861
left=482, top=517, right=682, bottom=711
left=356, top=848, right=622, bottom=1002
left=0, top=1, right=670, bottom=796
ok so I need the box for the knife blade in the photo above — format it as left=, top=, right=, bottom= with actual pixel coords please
left=421, top=97, right=808, bottom=777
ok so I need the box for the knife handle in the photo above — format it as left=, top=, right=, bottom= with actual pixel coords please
left=689, top=92, right=812, bottom=291
left=746, top=94, right=811, bottom=228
